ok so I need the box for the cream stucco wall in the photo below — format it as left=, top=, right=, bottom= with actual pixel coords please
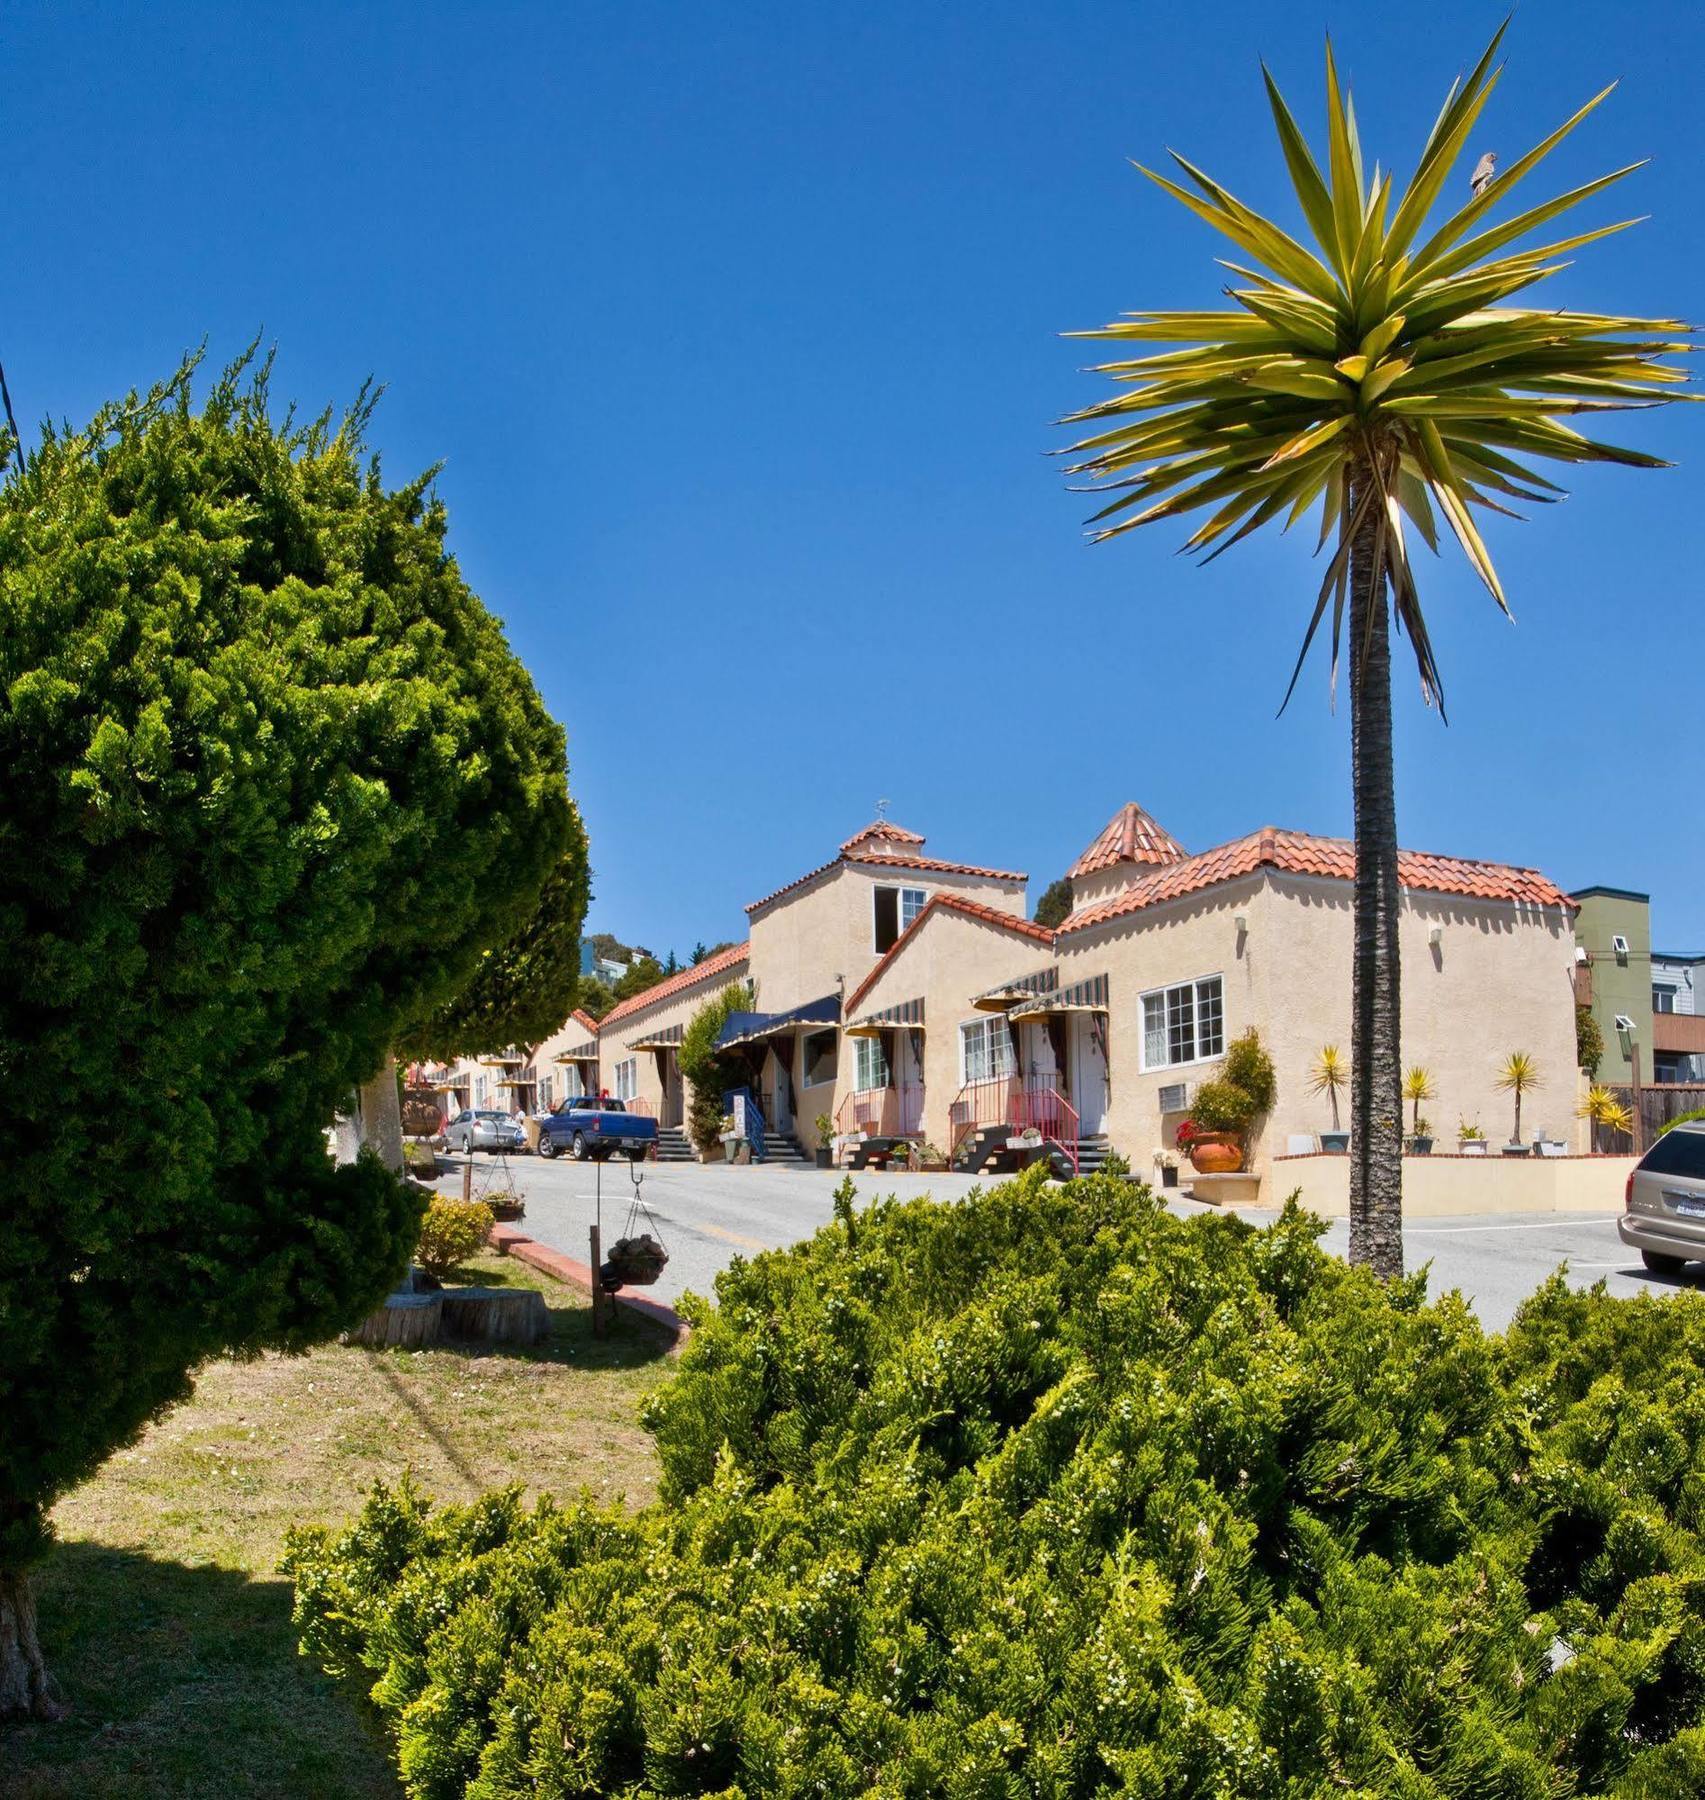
left=837, top=906, right=1055, bottom=1149
left=1058, top=875, right=1266, bottom=1175
left=1270, top=1150, right=1634, bottom=1218
left=748, top=861, right=1026, bottom=1016
left=1060, top=872, right=1579, bottom=1194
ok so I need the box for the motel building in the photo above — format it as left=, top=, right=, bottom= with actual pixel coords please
left=431, top=806, right=1609, bottom=1215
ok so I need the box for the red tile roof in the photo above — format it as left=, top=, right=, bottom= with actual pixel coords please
left=746, top=849, right=1026, bottom=916
left=840, top=819, right=927, bottom=853
left=844, top=894, right=1054, bottom=1015
left=598, top=940, right=751, bottom=1029
left=1060, top=826, right=1575, bottom=933
left=570, top=1009, right=601, bottom=1036
left=1068, top=802, right=1187, bottom=879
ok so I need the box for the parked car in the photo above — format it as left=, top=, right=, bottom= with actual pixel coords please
left=444, top=1108, right=526, bottom=1154
left=1617, top=1120, right=1705, bottom=1274
left=537, top=1095, right=657, bottom=1163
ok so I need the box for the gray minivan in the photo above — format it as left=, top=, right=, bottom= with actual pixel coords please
left=1617, top=1119, right=1705, bottom=1274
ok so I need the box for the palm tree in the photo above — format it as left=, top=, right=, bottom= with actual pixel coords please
left=1061, top=26, right=1691, bottom=1276
left=1403, top=1065, right=1436, bottom=1138
left=1495, top=1051, right=1542, bottom=1148
left=1310, top=1045, right=1348, bottom=1136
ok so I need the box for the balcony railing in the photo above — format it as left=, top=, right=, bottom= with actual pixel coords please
left=835, top=1083, right=924, bottom=1143
left=948, top=1076, right=1079, bottom=1175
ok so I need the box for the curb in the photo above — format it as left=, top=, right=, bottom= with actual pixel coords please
left=488, top=1224, right=689, bottom=1345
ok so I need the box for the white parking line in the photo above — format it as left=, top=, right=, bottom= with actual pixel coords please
left=1404, top=1216, right=1621, bottom=1235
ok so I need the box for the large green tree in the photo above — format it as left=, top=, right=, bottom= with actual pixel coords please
left=1062, top=27, right=1690, bottom=1274
left=0, top=353, right=574, bottom=1716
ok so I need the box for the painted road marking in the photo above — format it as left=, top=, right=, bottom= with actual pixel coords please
left=1404, top=1216, right=1621, bottom=1235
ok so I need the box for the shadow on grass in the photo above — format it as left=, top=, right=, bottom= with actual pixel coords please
left=0, top=1543, right=397, bottom=1800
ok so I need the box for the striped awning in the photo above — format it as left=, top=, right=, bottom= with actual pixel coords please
left=845, top=996, right=924, bottom=1039
left=628, top=1022, right=685, bottom=1051
left=554, top=1042, right=599, bottom=1064
left=714, top=994, right=840, bottom=1053
left=972, top=966, right=1059, bottom=1012
left=476, top=1050, right=526, bottom=1067
left=496, top=1076, right=537, bottom=1090
left=1011, top=972, right=1109, bottom=1018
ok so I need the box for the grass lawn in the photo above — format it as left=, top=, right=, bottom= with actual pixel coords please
left=1, top=1254, right=676, bottom=1798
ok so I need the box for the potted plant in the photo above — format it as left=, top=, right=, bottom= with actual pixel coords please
left=1457, top=1119, right=1487, bottom=1155
left=814, top=1113, right=835, bottom=1170
left=1495, top=1052, right=1541, bottom=1155
left=1310, top=1045, right=1349, bottom=1152
left=1152, top=1147, right=1179, bottom=1189
left=1403, top=1066, right=1437, bottom=1154
left=1182, top=1079, right=1254, bottom=1174
left=887, top=1140, right=913, bottom=1169
left=917, top=1140, right=948, bottom=1171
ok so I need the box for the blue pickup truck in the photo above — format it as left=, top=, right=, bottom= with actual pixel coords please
left=536, top=1096, right=657, bottom=1163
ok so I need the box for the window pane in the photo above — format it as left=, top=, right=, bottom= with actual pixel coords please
left=962, top=1021, right=986, bottom=1085
left=1196, top=977, right=1224, bottom=1059
left=991, top=1020, right=1014, bottom=1079
left=901, top=888, right=926, bottom=930
left=1167, top=984, right=1195, bottom=1065
left=1641, top=1129, right=1705, bottom=1178
left=1143, top=994, right=1167, bottom=1067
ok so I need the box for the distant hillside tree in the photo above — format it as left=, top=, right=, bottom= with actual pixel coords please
left=1034, top=876, right=1074, bottom=929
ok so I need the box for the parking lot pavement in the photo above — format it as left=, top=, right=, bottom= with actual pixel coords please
left=430, top=1154, right=1675, bottom=1332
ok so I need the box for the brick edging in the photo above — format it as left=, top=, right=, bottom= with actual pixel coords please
left=487, top=1224, right=689, bottom=1344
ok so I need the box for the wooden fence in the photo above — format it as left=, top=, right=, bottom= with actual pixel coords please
left=1604, top=1083, right=1705, bottom=1153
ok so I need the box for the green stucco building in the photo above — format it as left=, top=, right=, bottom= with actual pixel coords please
left=1571, top=886, right=1653, bottom=1086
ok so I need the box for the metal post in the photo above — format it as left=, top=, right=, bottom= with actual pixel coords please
left=462, top=1154, right=473, bottom=1205
left=590, top=1157, right=606, bottom=1337
left=1631, top=1041, right=1645, bottom=1157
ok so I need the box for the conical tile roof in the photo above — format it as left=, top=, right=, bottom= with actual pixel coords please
left=1068, top=802, right=1187, bottom=880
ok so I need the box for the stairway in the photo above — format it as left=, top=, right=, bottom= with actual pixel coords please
left=755, top=1129, right=810, bottom=1167
left=952, top=1124, right=1010, bottom=1176
left=654, top=1126, right=694, bottom=1164
left=1045, top=1135, right=1113, bottom=1179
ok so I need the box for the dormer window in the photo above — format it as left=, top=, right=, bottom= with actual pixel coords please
left=874, top=884, right=927, bottom=952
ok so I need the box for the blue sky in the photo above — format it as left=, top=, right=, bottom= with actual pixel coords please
left=8, top=1, right=1702, bottom=954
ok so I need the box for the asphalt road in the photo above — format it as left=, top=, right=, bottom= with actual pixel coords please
left=430, top=1153, right=1680, bottom=1332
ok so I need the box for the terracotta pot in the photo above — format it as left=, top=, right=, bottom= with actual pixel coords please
left=1188, top=1133, right=1244, bottom=1175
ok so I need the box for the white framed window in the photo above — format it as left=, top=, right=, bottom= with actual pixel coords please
left=1139, top=975, right=1225, bottom=1071
left=613, top=1058, right=638, bottom=1101
left=538, top=1075, right=553, bottom=1111
left=959, top=1016, right=1015, bottom=1086
left=473, top=1074, right=490, bottom=1108
left=853, top=1035, right=890, bottom=1093
left=1654, top=983, right=1677, bottom=1015
left=562, top=1065, right=585, bottom=1099
left=873, top=884, right=928, bottom=952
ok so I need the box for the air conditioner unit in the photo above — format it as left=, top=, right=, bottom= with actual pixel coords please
left=1612, top=934, right=1630, bottom=959
left=1158, top=1081, right=1190, bottom=1113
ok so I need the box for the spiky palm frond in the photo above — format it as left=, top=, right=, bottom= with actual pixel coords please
left=1061, top=24, right=1694, bottom=714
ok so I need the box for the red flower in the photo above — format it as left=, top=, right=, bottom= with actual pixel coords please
left=1175, top=1118, right=1199, bottom=1150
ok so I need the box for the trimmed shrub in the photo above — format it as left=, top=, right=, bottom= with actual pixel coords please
left=1660, top=1109, right=1705, bottom=1136
left=288, top=1170, right=1705, bottom=1797
left=414, top=1198, right=493, bottom=1284
left=1220, top=1025, right=1277, bottom=1114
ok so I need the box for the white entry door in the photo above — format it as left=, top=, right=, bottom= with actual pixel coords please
left=1072, top=1013, right=1108, bottom=1135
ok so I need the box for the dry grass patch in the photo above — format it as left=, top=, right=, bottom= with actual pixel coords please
left=2, top=1255, right=673, bottom=1798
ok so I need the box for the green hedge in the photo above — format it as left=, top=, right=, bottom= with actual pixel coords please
left=287, top=1171, right=1705, bottom=1797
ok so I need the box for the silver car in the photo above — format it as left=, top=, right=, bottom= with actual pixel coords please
left=444, top=1108, right=526, bottom=1154
left=1617, top=1120, right=1705, bottom=1274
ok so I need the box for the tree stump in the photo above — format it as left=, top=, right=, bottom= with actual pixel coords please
left=347, top=1292, right=443, bottom=1348
left=439, top=1286, right=549, bottom=1346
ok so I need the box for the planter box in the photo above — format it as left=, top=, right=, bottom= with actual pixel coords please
left=1502, top=1143, right=1531, bottom=1158
left=1159, top=1165, right=1179, bottom=1189
left=1406, top=1137, right=1434, bottom=1156
left=1318, top=1132, right=1349, bottom=1154
left=814, top=1148, right=832, bottom=1169
left=1458, top=1140, right=1487, bottom=1155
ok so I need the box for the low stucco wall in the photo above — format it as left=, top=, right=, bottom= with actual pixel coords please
left=1259, top=1152, right=1635, bottom=1218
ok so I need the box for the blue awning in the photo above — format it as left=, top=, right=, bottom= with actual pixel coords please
left=715, top=993, right=840, bottom=1052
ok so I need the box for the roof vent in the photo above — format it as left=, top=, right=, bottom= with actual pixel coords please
left=1158, top=1081, right=1190, bottom=1113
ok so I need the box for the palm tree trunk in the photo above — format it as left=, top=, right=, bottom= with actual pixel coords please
left=1347, top=467, right=1404, bottom=1277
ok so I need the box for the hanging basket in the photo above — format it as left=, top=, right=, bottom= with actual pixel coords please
left=602, top=1232, right=669, bottom=1291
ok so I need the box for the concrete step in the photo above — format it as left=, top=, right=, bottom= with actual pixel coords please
left=654, top=1127, right=695, bottom=1164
